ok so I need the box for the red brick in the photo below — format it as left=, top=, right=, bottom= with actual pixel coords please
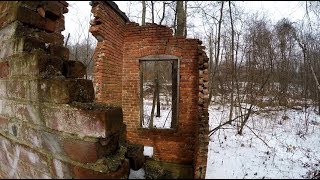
left=17, top=145, right=49, bottom=173
left=51, top=159, right=73, bottom=179
left=0, top=116, right=9, bottom=132
left=62, top=138, right=98, bottom=163
left=0, top=3, right=57, bottom=32
left=43, top=107, right=103, bottom=137
left=0, top=62, right=9, bottom=78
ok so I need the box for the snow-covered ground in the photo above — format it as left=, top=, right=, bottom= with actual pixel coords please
left=142, top=96, right=172, bottom=129
left=206, top=104, right=320, bottom=179
left=129, top=100, right=320, bottom=179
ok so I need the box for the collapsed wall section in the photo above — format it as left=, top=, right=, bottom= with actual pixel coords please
left=90, top=1, right=128, bottom=106
left=90, top=1, right=209, bottom=178
left=0, top=1, right=128, bottom=178
left=123, top=22, right=200, bottom=164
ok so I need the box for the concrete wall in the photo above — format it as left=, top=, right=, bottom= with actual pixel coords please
left=0, top=1, right=129, bottom=178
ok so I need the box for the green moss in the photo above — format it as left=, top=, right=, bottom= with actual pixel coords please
left=89, top=143, right=127, bottom=173
left=145, top=160, right=193, bottom=179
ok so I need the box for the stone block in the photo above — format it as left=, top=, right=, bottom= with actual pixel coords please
left=47, top=44, right=69, bottom=61
left=125, top=143, right=145, bottom=170
left=0, top=3, right=57, bottom=32
left=7, top=51, right=63, bottom=78
left=44, top=107, right=105, bottom=138
left=0, top=37, right=46, bottom=60
left=38, top=79, right=94, bottom=104
left=0, top=21, right=64, bottom=45
left=62, top=60, right=86, bottom=78
left=96, top=133, right=119, bottom=158
left=62, top=138, right=99, bottom=163
left=19, top=1, right=63, bottom=19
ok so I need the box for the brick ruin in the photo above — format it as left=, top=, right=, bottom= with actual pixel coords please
left=0, top=1, right=209, bottom=179
left=90, top=1, right=209, bottom=179
left=0, top=1, right=128, bottom=178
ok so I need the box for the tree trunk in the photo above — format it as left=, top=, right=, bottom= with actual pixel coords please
left=142, top=1, right=146, bottom=25
left=159, top=2, right=166, bottom=25
left=175, top=1, right=185, bottom=36
left=208, top=1, right=224, bottom=105
left=156, top=64, right=161, bottom=117
left=151, top=1, right=154, bottom=23
left=149, top=86, right=156, bottom=128
left=228, top=1, right=235, bottom=123
left=184, top=1, right=187, bottom=37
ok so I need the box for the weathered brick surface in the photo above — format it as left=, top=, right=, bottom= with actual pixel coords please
left=62, top=138, right=100, bottom=163
left=90, top=2, right=126, bottom=106
left=121, top=23, right=200, bottom=165
left=0, top=1, right=129, bottom=179
left=51, top=159, right=73, bottom=179
left=0, top=37, right=46, bottom=59
left=0, top=21, right=64, bottom=46
left=0, top=3, right=57, bottom=32
left=62, top=60, right=86, bottom=78
left=37, top=79, right=94, bottom=104
left=47, top=44, right=69, bottom=61
left=7, top=50, right=64, bottom=78
left=0, top=135, right=52, bottom=179
left=0, top=61, right=9, bottom=78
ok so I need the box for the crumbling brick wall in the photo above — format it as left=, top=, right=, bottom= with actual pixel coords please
left=0, top=1, right=129, bottom=179
left=90, top=1, right=209, bottom=178
left=90, top=1, right=128, bottom=106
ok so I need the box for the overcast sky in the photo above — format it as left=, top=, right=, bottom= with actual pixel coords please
left=62, top=1, right=306, bottom=45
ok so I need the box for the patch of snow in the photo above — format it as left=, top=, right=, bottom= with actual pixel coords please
left=129, top=168, right=145, bottom=179
left=142, top=98, right=172, bottom=129
left=144, top=146, right=153, bottom=158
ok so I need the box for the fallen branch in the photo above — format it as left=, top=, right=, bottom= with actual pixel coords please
left=245, top=124, right=271, bottom=149
left=209, top=113, right=249, bottom=137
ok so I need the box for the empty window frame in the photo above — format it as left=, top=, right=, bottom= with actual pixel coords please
left=140, top=58, right=178, bottom=129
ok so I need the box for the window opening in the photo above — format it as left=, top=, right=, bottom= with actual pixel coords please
left=140, top=59, right=178, bottom=129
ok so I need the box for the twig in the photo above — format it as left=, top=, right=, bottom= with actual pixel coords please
left=209, top=113, right=249, bottom=137
left=64, top=33, right=70, bottom=47
left=162, top=108, right=172, bottom=128
left=245, top=124, right=271, bottom=149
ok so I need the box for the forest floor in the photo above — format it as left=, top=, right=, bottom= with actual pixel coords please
left=205, top=102, right=320, bottom=179
left=129, top=99, right=320, bottom=179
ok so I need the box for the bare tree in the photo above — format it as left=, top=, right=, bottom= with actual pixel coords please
left=208, top=1, right=224, bottom=104
left=228, top=1, right=235, bottom=123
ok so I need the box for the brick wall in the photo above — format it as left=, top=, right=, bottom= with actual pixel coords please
left=122, top=22, right=200, bottom=164
left=0, top=1, right=128, bottom=179
left=90, top=1, right=127, bottom=106
left=90, top=1, right=209, bottom=178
